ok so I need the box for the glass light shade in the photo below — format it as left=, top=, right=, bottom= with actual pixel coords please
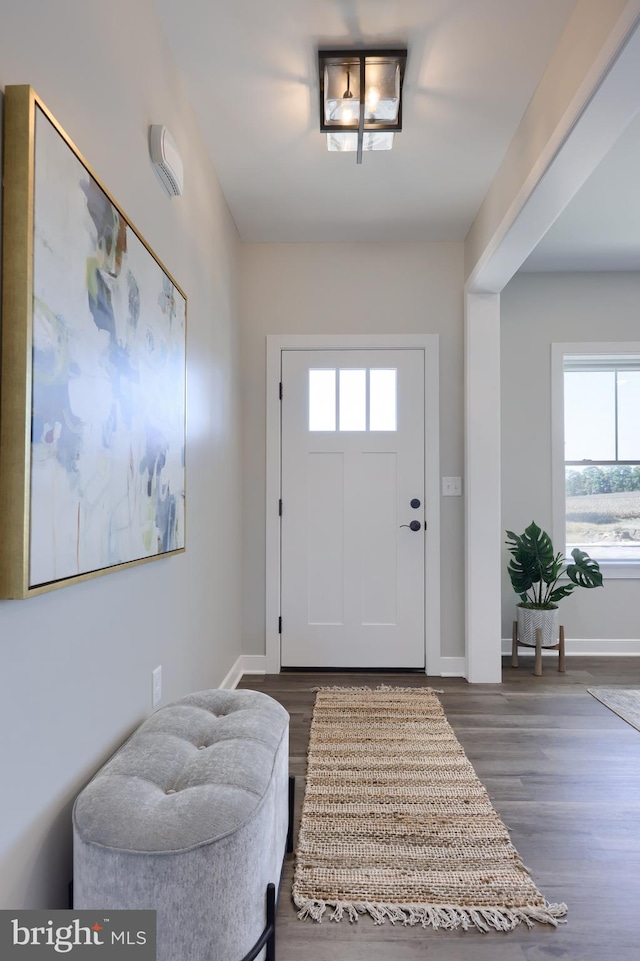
left=324, top=64, right=361, bottom=126
left=364, top=61, right=400, bottom=122
left=327, top=131, right=395, bottom=152
left=325, top=98, right=360, bottom=125
left=319, top=49, right=406, bottom=161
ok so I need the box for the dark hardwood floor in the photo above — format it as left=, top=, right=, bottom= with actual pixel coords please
left=238, top=657, right=640, bottom=961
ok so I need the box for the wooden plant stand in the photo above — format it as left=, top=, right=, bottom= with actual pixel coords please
left=511, top=621, right=565, bottom=676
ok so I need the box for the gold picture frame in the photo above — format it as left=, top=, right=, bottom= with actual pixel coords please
left=0, top=86, right=186, bottom=598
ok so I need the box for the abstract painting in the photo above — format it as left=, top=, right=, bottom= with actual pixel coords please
left=0, top=87, right=186, bottom=597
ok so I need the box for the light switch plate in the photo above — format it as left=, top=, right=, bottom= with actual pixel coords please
left=442, top=476, right=462, bottom=496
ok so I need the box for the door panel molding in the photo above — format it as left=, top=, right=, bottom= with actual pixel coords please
left=266, top=334, right=440, bottom=674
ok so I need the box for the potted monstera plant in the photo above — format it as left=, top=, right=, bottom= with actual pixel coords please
left=505, top=521, right=603, bottom=647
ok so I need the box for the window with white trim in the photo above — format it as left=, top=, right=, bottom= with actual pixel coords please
left=558, top=349, right=640, bottom=568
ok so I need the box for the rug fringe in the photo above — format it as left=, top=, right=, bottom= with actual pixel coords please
left=294, top=895, right=567, bottom=931
left=311, top=685, right=445, bottom=693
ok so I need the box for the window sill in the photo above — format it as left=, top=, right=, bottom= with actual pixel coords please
left=594, top=561, right=640, bottom=580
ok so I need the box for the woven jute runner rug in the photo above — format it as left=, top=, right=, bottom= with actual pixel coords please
left=293, top=686, right=567, bottom=931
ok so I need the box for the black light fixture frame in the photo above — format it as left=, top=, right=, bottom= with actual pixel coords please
left=318, top=48, right=408, bottom=164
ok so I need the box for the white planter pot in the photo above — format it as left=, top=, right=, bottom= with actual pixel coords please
left=516, top=606, right=559, bottom=648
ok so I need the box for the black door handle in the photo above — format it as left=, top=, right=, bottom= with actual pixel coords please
left=399, top=520, right=421, bottom=532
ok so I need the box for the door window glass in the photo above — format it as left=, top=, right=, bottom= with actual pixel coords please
left=339, top=369, right=366, bottom=431
left=369, top=369, right=397, bottom=431
left=309, top=368, right=398, bottom=432
left=309, top=369, right=336, bottom=431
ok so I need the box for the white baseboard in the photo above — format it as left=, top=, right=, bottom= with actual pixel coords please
left=501, top=638, right=640, bottom=656
left=439, top=656, right=466, bottom=677
left=218, top=654, right=267, bottom=690
left=218, top=657, right=244, bottom=690
left=240, top=655, right=268, bottom=673
left=221, top=642, right=638, bottom=689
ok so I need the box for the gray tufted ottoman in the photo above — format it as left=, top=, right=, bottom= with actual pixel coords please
left=73, top=688, right=290, bottom=961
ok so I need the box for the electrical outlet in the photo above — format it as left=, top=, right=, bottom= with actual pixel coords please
left=442, top=476, right=462, bottom=496
left=152, top=665, right=162, bottom=707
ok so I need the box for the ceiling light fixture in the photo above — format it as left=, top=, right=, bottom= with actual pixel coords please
left=318, top=48, right=407, bottom=164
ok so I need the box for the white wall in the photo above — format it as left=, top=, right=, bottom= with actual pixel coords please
left=239, top=241, right=465, bottom=661
left=0, top=0, right=243, bottom=908
left=501, top=271, right=640, bottom=641
left=464, top=0, right=633, bottom=284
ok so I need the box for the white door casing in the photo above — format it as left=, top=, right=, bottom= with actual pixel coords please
left=265, top=334, right=440, bottom=674
left=280, top=349, right=425, bottom=668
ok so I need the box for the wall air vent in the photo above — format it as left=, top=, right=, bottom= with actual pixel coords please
left=149, top=124, right=183, bottom=197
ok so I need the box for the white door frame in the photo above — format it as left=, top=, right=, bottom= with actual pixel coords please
left=265, top=333, right=440, bottom=675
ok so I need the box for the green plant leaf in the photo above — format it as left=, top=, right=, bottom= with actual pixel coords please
left=541, top=553, right=564, bottom=585
left=547, top=584, right=575, bottom=604
left=505, top=522, right=603, bottom=607
left=520, top=522, right=555, bottom=568
left=505, top=522, right=555, bottom=601
left=507, top=557, right=539, bottom=596
left=505, top=528, right=541, bottom=586
left=566, top=548, right=604, bottom=589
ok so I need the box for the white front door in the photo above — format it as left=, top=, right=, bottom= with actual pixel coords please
left=280, top=349, right=426, bottom=668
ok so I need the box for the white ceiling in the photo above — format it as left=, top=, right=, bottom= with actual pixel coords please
left=521, top=110, right=640, bottom=271
left=154, top=0, right=639, bottom=269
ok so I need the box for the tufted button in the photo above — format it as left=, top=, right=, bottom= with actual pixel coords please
left=198, top=745, right=207, bottom=750
left=166, top=788, right=176, bottom=795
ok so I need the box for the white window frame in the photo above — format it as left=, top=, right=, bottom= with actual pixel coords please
left=552, top=342, right=640, bottom=580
